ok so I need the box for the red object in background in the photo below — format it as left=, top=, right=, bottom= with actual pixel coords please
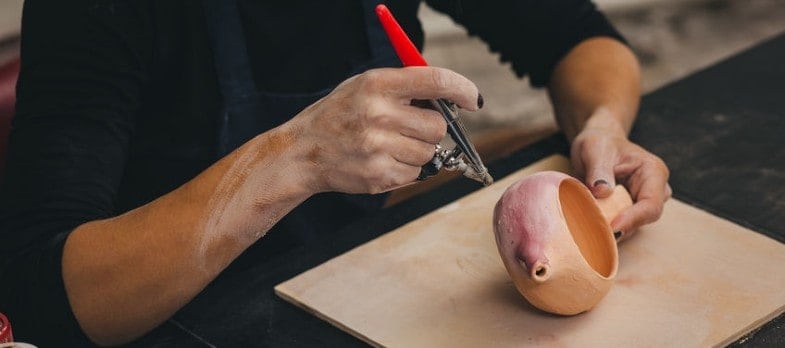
left=0, top=57, right=20, bottom=177
left=0, top=312, right=13, bottom=343
left=375, top=4, right=428, bottom=67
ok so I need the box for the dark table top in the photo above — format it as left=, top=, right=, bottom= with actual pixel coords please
left=129, top=33, right=785, bottom=347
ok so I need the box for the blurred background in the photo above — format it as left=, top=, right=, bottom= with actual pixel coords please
left=1, top=0, right=784, bottom=148
left=417, top=0, right=785, bottom=150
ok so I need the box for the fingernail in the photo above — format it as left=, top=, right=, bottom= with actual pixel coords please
left=614, top=231, right=622, bottom=240
left=477, top=93, right=484, bottom=109
left=593, top=179, right=609, bottom=188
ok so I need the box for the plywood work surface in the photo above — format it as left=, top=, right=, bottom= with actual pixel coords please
left=275, top=155, right=785, bottom=347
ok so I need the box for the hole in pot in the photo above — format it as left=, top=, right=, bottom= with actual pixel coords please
left=535, top=266, right=546, bottom=277
left=558, top=179, right=616, bottom=278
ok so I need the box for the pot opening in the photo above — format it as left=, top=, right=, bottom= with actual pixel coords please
left=558, top=179, right=617, bottom=278
left=535, top=267, right=546, bottom=277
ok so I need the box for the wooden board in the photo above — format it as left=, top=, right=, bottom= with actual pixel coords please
left=275, top=155, right=785, bottom=347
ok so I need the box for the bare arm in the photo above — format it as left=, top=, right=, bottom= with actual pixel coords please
left=62, top=123, right=312, bottom=345
left=547, top=37, right=671, bottom=240
left=548, top=37, right=640, bottom=141
left=60, top=67, right=479, bottom=345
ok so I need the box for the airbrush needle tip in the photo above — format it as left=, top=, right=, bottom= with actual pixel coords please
left=482, top=173, right=494, bottom=186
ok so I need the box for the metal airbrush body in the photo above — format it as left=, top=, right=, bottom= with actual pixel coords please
left=421, top=99, right=493, bottom=185
left=376, top=4, right=494, bottom=186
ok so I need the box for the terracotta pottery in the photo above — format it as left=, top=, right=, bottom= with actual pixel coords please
left=493, top=171, right=633, bottom=315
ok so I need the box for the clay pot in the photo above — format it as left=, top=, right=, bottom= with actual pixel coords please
left=493, top=171, right=632, bottom=315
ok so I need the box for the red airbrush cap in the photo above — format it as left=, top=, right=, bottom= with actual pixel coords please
left=375, top=4, right=428, bottom=67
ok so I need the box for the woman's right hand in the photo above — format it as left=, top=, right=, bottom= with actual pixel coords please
left=290, top=66, right=481, bottom=194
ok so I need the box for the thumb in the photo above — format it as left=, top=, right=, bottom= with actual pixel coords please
left=583, top=150, right=617, bottom=199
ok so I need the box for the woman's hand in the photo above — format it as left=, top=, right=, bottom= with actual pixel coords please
left=289, top=67, right=481, bottom=195
left=570, top=109, right=672, bottom=242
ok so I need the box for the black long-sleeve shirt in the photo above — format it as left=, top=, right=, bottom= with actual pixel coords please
left=0, top=0, right=623, bottom=345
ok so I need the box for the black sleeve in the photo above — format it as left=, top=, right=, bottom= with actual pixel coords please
left=424, top=0, right=626, bottom=87
left=0, top=0, right=151, bottom=345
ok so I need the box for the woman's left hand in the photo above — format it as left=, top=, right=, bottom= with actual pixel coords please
left=570, top=110, right=672, bottom=242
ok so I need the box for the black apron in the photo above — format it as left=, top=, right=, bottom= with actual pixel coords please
left=202, top=0, right=401, bottom=262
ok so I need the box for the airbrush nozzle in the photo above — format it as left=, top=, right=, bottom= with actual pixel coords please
left=459, top=162, right=493, bottom=186
left=481, top=172, right=494, bottom=186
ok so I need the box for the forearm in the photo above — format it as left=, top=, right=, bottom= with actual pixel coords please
left=547, top=37, right=641, bottom=141
left=57, top=65, right=478, bottom=346
left=62, top=123, right=313, bottom=345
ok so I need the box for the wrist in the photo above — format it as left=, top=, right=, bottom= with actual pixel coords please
left=580, top=107, right=630, bottom=138
left=245, top=122, right=319, bottom=200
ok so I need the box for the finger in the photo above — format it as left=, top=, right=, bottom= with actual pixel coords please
left=611, top=198, right=663, bottom=242
left=365, top=96, right=447, bottom=144
left=378, top=158, right=423, bottom=192
left=362, top=155, right=423, bottom=194
left=387, top=135, right=437, bottom=167
left=376, top=67, right=481, bottom=111
left=393, top=104, right=447, bottom=144
left=579, top=141, right=618, bottom=199
left=392, top=162, right=423, bottom=190
left=611, top=162, right=669, bottom=240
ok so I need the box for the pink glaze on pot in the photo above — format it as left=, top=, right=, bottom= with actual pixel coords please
left=493, top=171, right=631, bottom=315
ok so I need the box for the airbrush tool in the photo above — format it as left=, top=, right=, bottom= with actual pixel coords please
left=375, top=4, right=494, bottom=186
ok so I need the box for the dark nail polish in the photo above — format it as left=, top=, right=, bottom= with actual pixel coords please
left=614, top=231, right=622, bottom=240
left=593, top=179, right=609, bottom=188
left=477, top=93, right=484, bottom=109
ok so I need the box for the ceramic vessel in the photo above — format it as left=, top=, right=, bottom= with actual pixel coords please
left=493, top=171, right=632, bottom=315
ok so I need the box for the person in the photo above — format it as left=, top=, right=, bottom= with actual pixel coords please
left=0, top=0, right=670, bottom=346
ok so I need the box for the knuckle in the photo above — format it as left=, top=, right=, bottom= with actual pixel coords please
left=363, top=102, right=387, bottom=124
left=362, top=158, right=387, bottom=184
left=658, top=159, right=671, bottom=177
left=360, top=69, right=385, bottom=90
left=647, top=203, right=664, bottom=221
left=644, top=155, right=670, bottom=180
left=418, top=110, right=446, bottom=143
left=376, top=114, right=394, bottom=129
left=431, top=113, right=448, bottom=139
left=428, top=68, right=450, bottom=93
left=642, top=155, right=661, bottom=168
left=360, top=132, right=383, bottom=156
